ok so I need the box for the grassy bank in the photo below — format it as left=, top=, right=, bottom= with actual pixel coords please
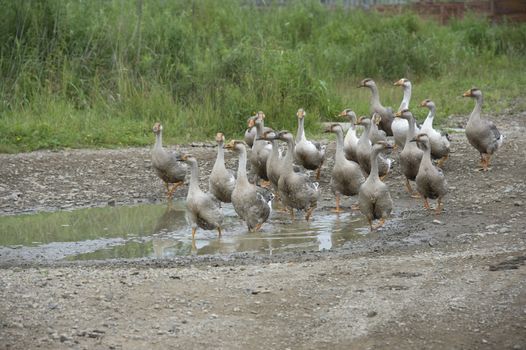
left=0, top=0, right=525, bottom=153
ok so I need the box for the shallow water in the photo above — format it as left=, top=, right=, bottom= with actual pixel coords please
left=0, top=201, right=371, bottom=261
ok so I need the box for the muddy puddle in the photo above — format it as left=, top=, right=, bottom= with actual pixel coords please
left=0, top=201, right=375, bottom=262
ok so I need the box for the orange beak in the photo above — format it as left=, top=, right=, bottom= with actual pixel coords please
left=462, top=89, right=472, bottom=97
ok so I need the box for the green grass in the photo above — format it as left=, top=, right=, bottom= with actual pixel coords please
left=0, top=0, right=525, bottom=152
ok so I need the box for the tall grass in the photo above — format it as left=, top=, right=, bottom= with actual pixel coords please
left=0, top=0, right=525, bottom=152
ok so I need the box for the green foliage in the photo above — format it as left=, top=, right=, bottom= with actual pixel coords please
left=0, top=0, right=524, bottom=152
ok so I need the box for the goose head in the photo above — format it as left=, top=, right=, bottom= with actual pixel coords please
left=224, top=140, right=247, bottom=152
left=277, top=130, right=294, bottom=143
left=410, top=133, right=431, bottom=150
left=296, top=108, right=306, bottom=120
left=152, top=122, right=163, bottom=135
left=180, top=154, right=197, bottom=164
left=372, top=112, right=382, bottom=125
left=339, top=109, right=357, bottom=123
left=394, top=78, right=411, bottom=88
left=394, top=108, right=413, bottom=121
left=247, top=115, right=256, bottom=128
left=372, top=140, right=393, bottom=153
left=419, top=99, right=435, bottom=109
left=462, top=88, right=482, bottom=98
left=324, top=123, right=343, bottom=134
left=215, top=132, right=225, bottom=144
left=358, top=78, right=375, bottom=89
left=254, top=111, right=265, bottom=125
left=257, top=130, right=278, bottom=141
left=356, top=116, right=371, bottom=127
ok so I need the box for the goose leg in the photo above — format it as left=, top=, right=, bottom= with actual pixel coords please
left=482, top=153, right=491, bottom=171
left=372, top=218, right=386, bottom=230
left=305, top=207, right=315, bottom=221
left=405, top=179, right=420, bottom=198
left=435, top=198, right=443, bottom=216
left=217, top=227, right=222, bottom=237
left=380, top=173, right=389, bottom=182
left=191, top=227, right=197, bottom=252
left=478, top=154, right=489, bottom=171
left=367, top=218, right=373, bottom=232
left=315, top=167, right=321, bottom=180
left=254, top=223, right=263, bottom=232
left=290, top=208, right=295, bottom=220
left=332, top=194, right=343, bottom=213
left=423, top=197, right=430, bottom=210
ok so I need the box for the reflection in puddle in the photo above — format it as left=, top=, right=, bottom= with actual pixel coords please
left=0, top=201, right=371, bottom=261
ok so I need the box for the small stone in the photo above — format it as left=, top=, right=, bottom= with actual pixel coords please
left=107, top=199, right=116, bottom=206
left=367, top=311, right=377, bottom=318
left=59, top=334, right=72, bottom=342
left=514, top=201, right=522, bottom=207
left=432, top=219, right=443, bottom=225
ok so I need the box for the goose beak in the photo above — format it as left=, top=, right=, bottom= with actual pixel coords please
left=462, top=90, right=472, bottom=97
left=394, top=79, right=403, bottom=86
left=419, top=100, right=427, bottom=107
left=224, top=140, right=235, bottom=149
left=409, top=137, right=418, bottom=143
left=338, top=111, right=347, bottom=117
left=394, top=111, right=402, bottom=118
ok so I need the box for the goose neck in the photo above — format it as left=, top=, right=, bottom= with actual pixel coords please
left=469, top=95, right=483, bottom=122
left=296, top=117, right=305, bottom=143
left=270, top=139, right=279, bottom=158
left=422, top=143, right=433, bottom=164
left=154, top=132, right=163, bottom=150
left=369, top=84, right=381, bottom=109
left=255, top=121, right=264, bottom=137
left=334, top=129, right=345, bottom=159
left=284, top=138, right=295, bottom=171
left=404, top=115, right=416, bottom=147
left=236, top=146, right=249, bottom=185
left=422, top=105, right=436, bottom=129
left=215, top=142, right=225, bottom=164
left=188, top=160, right=200, bottom=193
left=359, top=122, right=371, bottom=142
left=399, top=85, right=411, bottom=111
left=368, top=148, right=381, bottom=181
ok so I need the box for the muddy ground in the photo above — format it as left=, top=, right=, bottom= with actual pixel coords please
left=0, top=111, right=525, bottom=349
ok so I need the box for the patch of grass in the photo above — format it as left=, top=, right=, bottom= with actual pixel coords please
left=0, top=0, right=524, bottom=152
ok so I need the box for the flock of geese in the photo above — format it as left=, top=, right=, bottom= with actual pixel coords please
left=150, top=78, right=504, bottom=241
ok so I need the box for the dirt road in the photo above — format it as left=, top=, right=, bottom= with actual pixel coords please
left=0, top=112, right=525, bottom=349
